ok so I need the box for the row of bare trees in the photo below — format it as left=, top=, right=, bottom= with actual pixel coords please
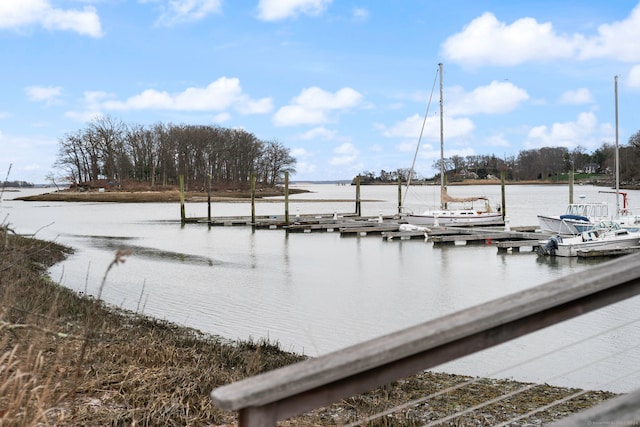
left=54, top=116, right=296, bottom=190
left=358, top=138, right=640, bottom=184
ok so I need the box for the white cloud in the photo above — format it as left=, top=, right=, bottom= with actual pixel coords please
left=443, top=5, right=640, bottom=66
left=329, top=142, right=359, bottom=166
left=290, top=147, right=310, bottom=158
left=97, top=77, right=272, bottom=114
left=524, top=112, right=608, bottom=149
left=299, top=126, right=337, bottom=140
left=65, top=110, right=103, bottom=122
left=381, top=114, right=475, bottom=141
left=273, top=86, right=363, bottom=126
left=442, top=12, right=579, bottom=66
left=447, top=81, right=529, bottom=115
left=25, top=85, right=63, bottom=104
left=485, top=134, right=511, bottom=148
left=352, top=7, right=369, bottom=22
left=0, top=132, right=58, bottom=184
left=154, top=0, right=222, bottom=26
left=293, top=160, right=316, bottom=175
left=627, top=65, right=640, bottom=89
left=212, top=112, right=231, bottom=123
left=558, top=88, right=594, bottom=105
left=0, top=0, right=103, bottom=37
left=257, top=0, right=332, bottom=21
left=579, top=4, right=640, bottom=61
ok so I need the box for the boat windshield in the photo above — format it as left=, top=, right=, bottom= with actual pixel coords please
left=593, top=221, right=620, bottom=231
left=566, top=203, right=608, bottom=218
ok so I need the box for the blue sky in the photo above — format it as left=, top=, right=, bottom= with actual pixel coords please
left=2, top=0, right=640, bottom=184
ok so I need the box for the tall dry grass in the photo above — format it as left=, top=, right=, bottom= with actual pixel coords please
left=0, top=224, right=306, bottom=425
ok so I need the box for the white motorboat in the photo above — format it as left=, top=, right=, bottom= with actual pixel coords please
left=537, top=198, right=609, bottom=235
left=537, top=221, right=640, bottom=257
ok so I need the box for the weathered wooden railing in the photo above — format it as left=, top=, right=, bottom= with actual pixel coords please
left=211, top=253, right=640, bottom=426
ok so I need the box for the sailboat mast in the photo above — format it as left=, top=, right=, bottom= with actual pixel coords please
left=615, top=74, right=620, bottom=218
left=439, top=62, right=445, bottom=209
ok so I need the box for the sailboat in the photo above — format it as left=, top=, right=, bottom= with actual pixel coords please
left=610, top=74, right=640, bottom=228
left=403, top=63, right=504, bottom=227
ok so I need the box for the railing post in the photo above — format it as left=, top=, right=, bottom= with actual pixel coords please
left=239, top=406, right=277, bottom=427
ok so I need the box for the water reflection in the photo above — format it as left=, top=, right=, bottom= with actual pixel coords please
left=84, top=235, right=225, bottom=267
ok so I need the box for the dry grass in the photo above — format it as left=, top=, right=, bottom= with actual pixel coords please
left=0, top=225, right=305, bottom=426
left=0, top=224, right=618, bottom=426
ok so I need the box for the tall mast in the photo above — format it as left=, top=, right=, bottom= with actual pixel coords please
left=439, top=62, right=445, bottom=209
left=615, top=74, right=620, bottom=217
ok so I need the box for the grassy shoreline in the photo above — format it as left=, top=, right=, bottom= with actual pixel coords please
left=0, top=226, right=618, bottom=425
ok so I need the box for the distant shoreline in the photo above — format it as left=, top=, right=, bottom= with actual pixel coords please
left=10, top=178, right=629, bottom=203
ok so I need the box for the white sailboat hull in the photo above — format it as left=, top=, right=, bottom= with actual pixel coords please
left=404, top=210, right=504, bottom=227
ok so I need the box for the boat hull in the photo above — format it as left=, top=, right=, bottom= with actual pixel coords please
left=404, top=210, right=504, bottom=227
left=554, top=236, right=640, bottom=257
left=537, top=214, right=592, bottom=235
left=538, top=223, right=640, bottom=257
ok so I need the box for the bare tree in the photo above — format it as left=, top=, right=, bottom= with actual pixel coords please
left=259, top=140, right=296, bottom=186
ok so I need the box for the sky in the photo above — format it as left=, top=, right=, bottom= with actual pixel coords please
left=2, top=0, right=640, bottom=184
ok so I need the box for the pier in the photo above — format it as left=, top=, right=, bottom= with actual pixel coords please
left=184, top=210, right=553, bottom=253
left=176, top=174, right=574, bottom=254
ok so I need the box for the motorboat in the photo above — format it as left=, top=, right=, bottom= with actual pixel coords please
left=537, top=221, right=640, bottom=257
left=537, top=198, right=609, bottom=235
left=539, top=76, right=640, bottom=236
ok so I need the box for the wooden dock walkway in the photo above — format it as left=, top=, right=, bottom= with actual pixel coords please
left=184, top=212, right=554, bottom=253
left=494, top=239, right=541, bottom=253
left=429, top=227, right=549, bottom=249
left=185, top=213, right=363, bottom=229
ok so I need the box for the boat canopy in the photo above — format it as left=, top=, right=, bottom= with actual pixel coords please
left=441, top=188, right=491, bottom=208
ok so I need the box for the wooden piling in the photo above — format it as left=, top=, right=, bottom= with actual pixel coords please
left=569, top=169, right=574, bottom=204
left=207, top=172, right=212, bottom=226
left=250, top=174, right=256, bottom=225
left=397, top=179, right=402, bottom=214
left=500, top=171, right=506, bottom=220
left=355, top=175, right=361, bottom=216
left=284, top=171, right=289, bottom=226
left=179, top=175, right=185, bottom=224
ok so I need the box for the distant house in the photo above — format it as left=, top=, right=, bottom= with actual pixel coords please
left=583, top=163, right=600, bottom=174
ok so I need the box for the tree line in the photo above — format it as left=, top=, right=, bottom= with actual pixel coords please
left=357, top=132, right=640, bottom=185
left=53, top=117, right=640, bottom=189
left=54, top=116, right=296, bottom=191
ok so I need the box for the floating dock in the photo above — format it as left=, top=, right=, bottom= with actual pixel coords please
left=576, top=245, right=640, bottom=258
left=185, top=212, right=555, bottom=254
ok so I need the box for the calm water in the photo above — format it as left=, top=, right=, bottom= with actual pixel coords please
left=2, top=184, right=640, bottom=393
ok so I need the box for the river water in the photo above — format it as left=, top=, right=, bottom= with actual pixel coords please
left=2, top=183, right=640, bottom=393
